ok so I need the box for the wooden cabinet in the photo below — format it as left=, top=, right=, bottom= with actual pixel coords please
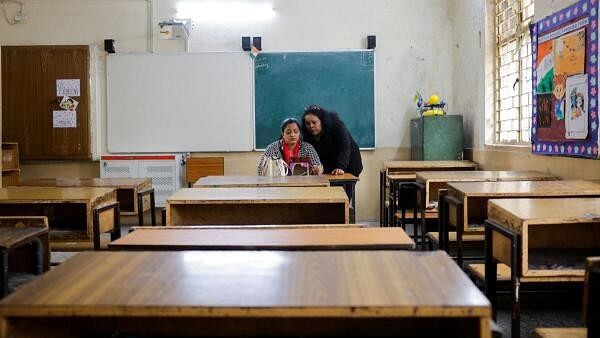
left=2, top=142, right=20, bottom=187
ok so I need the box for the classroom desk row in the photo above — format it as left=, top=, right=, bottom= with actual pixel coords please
left=193, top=174, right=360, bottom=223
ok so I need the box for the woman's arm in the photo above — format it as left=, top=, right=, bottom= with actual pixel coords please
left=257, top=141, right=281, bottom=175
left=331, top=120, right=352, bottom=171
left=302, top=143, right=324, bottom=175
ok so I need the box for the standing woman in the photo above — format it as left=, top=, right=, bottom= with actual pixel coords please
left=301, top=105, right=363, bottom=176
left=257, top=118, right=323, bottom=176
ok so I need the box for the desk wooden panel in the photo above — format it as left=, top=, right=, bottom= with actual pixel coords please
left=488, top=198, right=600, bottom=280
left=0, top=250, right=491, bottom=338
left=417, top=171, right=560, bottom=205
left=193, top=175, right=330, bottom=188
left=18, top=177, right=152, bottom=216
left=485, top=198, right=600, bottom=338
left=0, top=187, right=118, bottom=250
left=448, top=180, right=600, bottom=230
left=324, top=173, right=359, bottom=223
left=109, top=227, right=415, bottom=250
left=131, top=224, right=363, bottom=231
left=383, top=160, right=478, bottom=172
left=166, top=187, right=349, bottom=226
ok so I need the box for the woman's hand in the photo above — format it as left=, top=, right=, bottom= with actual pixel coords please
left=331, top=168, right=345, bottom=175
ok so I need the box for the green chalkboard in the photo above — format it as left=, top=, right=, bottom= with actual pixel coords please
left=254, top=51, right=375, bottom=149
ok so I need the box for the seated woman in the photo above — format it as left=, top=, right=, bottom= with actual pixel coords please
left=257, top=118, right=324, bottom=176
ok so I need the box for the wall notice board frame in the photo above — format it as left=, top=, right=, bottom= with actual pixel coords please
left=531, top=0, right=599, bottom=158
left=1, top=45, right=91, bottom=160
left=106, top=53, right=254, bottom=153
left=254, top=51, right=375, bottom=149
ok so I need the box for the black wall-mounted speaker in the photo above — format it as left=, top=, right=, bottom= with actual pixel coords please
left=242, top=36, right=251, bottom=51
left=253, top=36, right=262, bottom=50
left=367, top=35, right=376, bottom=49
left=104, top=39, right=116, bottom=53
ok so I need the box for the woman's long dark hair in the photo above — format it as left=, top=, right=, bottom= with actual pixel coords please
left=301, top=105, right=330, bottom=137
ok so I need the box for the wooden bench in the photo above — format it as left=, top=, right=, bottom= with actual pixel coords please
left=533, top=256, right=600, bottom=338
left=0, top=216, right=49, bottom=297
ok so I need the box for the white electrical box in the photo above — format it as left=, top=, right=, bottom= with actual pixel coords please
left=100, top=154, right=185, bottom=207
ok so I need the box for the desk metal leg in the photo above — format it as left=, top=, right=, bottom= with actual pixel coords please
left=0, top=251, right=7, bottom=298
left=161, top=208, right=167, bottom=226
left=484, top=222, right=498, bottom=320
left=511, top=232, right=521, bottom=338
left=31, top=237, right=43, bottom=275
left=380, top=169, right=385, bottom=227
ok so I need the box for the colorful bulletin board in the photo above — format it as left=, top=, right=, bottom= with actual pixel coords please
left=531, top=0, right=599, bottom=158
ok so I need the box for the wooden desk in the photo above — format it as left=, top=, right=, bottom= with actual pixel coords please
left=131, top=224, right=363, bottom=231
left=0, top=218, right=49, bottom=297
left=0, top=250, right=491, bottom=338
left=324, top=173, right=359, bottom=223
left=18, top=178, right=155, bottom=226
left=443, top=180, right=600, bottom=265
left=411, top=171, right=559, bottom=249
left=193, top=175, right=330, bottom=188
left=185, top=157, right=224, bottom=187
left=109, top=227, right=414, bottom=251
left=166, top=187, right=349, bottom=226
left=381, top=160, right=477, bottom=226
left=484, top=198, right=600, bottom=338
left=0, top=187, right=120, bottom=250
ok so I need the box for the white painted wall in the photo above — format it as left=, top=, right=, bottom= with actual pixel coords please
left=454, top=0, right=585, bottom=150
left=0, top=0, right=457, bottom=154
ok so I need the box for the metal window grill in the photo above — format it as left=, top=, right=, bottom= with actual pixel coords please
left=494, top=0, right=534, bottom=143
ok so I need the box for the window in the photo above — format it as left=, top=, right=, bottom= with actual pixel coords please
left=494, top=0, right=535, bottom=143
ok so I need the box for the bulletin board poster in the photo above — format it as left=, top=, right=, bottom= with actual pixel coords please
left=531, top=0, right=599, bottom=158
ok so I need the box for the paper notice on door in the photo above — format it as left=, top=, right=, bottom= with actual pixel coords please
left=53, top=110, right=76, bottom=128
left=56, top=79, right=80, bottom=97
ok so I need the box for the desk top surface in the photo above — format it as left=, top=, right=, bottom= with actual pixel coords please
left=0, top=186, right=116, bottom=203
left=109, top=227, right=414, bottom=250
left=132, top=224, right=363, bottom=230
left=193, top=175, right=330, bottom=188
left=0, top=227, right=48, bottom=250
left=488, top=198, right=600, bottom=227
left=323, top=173, right=359, bottom=182
left=416, top=170, right=559, bottom=183
left=383, top=160, right=477, bottom=170
left=0, top=250, right=489, bottom=318
left=18, top=177, right=152, bottom=189
left=448, top=180, right=600, bottom=197
left=167, top=187, right=348, bottom=204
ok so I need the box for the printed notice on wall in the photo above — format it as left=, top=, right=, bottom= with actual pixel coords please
left=56, top=79, right=80, bottom=97
left=53, top=110, right=76, bottom=128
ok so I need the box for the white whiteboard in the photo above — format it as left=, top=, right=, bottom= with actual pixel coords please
left=107, top=53, right=253, bottom=152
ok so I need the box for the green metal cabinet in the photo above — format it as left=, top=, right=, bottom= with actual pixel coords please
left=410, top=115, right=464, bottom=160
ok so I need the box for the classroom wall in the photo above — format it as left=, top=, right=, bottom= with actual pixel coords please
left=455, top=0, right=600, bottom=180
left=0, top=0, right=461, bottom=221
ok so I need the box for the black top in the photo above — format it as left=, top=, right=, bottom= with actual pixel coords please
left=302, top=111, right=363, bottom=176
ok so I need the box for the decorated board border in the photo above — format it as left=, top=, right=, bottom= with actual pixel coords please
left=531, top=0, right=599, bottom=158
